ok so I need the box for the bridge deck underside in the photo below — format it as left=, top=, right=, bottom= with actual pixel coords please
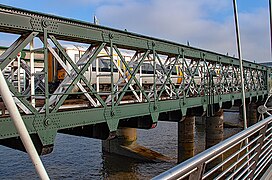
left=0, top=4, right=271, bottom=150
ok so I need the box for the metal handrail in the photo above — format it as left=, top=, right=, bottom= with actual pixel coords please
left=152, top=116, right=272, bottom=180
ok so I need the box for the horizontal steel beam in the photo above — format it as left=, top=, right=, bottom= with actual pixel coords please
left=0, top=90, right=267, bottom=140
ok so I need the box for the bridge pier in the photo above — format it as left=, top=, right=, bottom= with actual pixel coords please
left=102, top=127, right=170, bottom=162
left=206, top=109, right=224, bottom=172
left=178, top=116, right=195, bottom=163
left=239, top=102, right=259, bottom=127
left=247, top=102, right=258, bottom=126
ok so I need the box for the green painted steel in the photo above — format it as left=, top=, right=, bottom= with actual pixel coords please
left=0, top=4, right=271, bottom=148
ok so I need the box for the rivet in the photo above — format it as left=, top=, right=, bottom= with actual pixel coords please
left=44, top=118, right=51, bottom=126
left=42, top=20, right=49, bottom=28
left=111, top=111, right=115, bottom=116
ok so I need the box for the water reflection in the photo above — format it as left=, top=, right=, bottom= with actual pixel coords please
left=102, top=153, right=139, bottom=180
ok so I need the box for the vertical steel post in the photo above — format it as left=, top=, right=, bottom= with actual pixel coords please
left=140, top=55, right=143, bottom=102
left=0, top=70, right=49, bottom=180
left=96, top=50, right=100, bottom=105
left=182, top=50, right=185, bottom=103
left=233, top=0, right=248, bottom=129
left=110, top=39, right=114, bottom=110
left=30, top=39, right=35, bottom=107
left=153, top=45, right=157, bottom=104
left=43, top=29, right=49, bottom=115
left=17, top=54, right=21, bottom=93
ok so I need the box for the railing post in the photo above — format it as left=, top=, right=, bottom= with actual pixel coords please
left=189, top=164, right=205, bottom=180
left=248, top=123, right=268, bottom=179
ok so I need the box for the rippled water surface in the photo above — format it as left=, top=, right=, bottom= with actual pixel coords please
left=0, top=112, right=241, bottom=179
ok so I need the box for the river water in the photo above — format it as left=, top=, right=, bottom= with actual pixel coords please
left=0, top=112, right=241, bottom=179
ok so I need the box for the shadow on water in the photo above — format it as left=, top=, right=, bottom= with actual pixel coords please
left=0, top=112, right=241, bottom=179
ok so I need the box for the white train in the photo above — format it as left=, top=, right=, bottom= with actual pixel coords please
left=48, top=45, right=184, bottom=92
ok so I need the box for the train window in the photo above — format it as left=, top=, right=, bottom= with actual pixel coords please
left=142, top=63, right=153, bottom=74
left=100, top=59, right=110, bottom=70
left=172, top=66, right=178, bottom=75
left=98, top=59, right=118, bottom=72
left=156, top=64, right=163, bottom=71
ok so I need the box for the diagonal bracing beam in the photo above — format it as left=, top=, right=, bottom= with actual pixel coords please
left=0, top=32, right=38, bottom=70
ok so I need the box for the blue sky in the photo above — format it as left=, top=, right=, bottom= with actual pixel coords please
left=0, top=0, right=271, bottom=62
left=0, top=0, right=268, bottom=22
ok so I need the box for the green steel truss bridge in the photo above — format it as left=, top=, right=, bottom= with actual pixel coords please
left=0, top=4, right=271, bottom=154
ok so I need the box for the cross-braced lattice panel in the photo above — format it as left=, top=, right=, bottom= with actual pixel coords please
left=242, top=67, right=266, bottom=92
left=0, top=33, right=46, bottom=115
left=0, top=32, right=269, bottom=115
left=217, top=64, right=233, bottom=94
left=180, top=58, right=202, bottom=97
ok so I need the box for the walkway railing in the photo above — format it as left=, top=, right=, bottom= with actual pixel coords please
left=152, top=116, right=272, bottom=180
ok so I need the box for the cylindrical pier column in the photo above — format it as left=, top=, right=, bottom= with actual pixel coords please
left=206, top=109, right=224, bottom=148
left=206, top=109, right=224, bottom=172
left=117, top=127, right=137, bottom=146
left=247, top=103, right=258, bottom=126
left=102, top=127, right=137, bottom=153
left=178, top=116, right=195, bottom=163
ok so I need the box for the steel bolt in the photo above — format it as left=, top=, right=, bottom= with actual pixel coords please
left=111, top=111, right=115, bottom=116
left=44, top=118, right=51, bottom=126
left=42, top=20, right=49, bottom=28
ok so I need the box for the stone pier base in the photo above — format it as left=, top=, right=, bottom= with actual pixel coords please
left=102, top=127, right=171, bottom=162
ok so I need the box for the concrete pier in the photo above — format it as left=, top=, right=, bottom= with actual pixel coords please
left=206, top=109, right=224, bottom=148
left=102, top=127, right=170, bottom=162
left=247, top=103, right=258, bottom=126
left=178, top=116, right=195, bottom=163
left=206, top=109, right=224, bottom=172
